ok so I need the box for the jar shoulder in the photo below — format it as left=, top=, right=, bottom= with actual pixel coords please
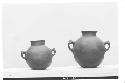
left=27, top=45, right=51, bottom=53
left=76, top=36, right=104, bottom=44
left=74, top=36, right=105, bottom=48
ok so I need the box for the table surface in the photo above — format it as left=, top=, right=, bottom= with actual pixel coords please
left=3, top=65, right=118, bottom=78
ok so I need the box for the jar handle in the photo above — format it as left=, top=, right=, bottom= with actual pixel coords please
left=104, top=41, right=110, bottom=51
left=51, top=48, right=56, bottom=56
left=68, top=40, right=75, bottom=52
left=21, top=51, right=27, bottom=59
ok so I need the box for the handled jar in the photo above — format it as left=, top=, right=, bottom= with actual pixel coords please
left=21, top=40, right=56, bottom=70
left=68, top=31, right=110, bottom=68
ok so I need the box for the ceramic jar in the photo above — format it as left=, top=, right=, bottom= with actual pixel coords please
left=21, top=40, right=56, bottom=70
left=68, top=31, right=110, bottom=68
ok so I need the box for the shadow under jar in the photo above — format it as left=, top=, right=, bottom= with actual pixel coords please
left=68, top=31, right=110, bottom=68
left=21, top=40, right=56, bottom=70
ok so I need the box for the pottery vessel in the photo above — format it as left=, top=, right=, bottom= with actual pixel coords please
left=68, top=31, right=110, bottom=68
left=21, top=40, right=56, bottom=70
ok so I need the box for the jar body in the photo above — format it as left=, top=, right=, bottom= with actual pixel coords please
left=26, top=45, right=53, bottom=70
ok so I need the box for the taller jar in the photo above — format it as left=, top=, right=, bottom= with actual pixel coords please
left=68, top=31, right=110, bottom=68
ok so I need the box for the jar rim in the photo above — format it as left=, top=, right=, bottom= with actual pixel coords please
left=30, top=40, right=45, bottom=42
left=81, top=31, right=97, bottom=32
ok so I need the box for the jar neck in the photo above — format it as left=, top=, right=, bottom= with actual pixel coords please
left=31, top=40, right=45, bottom=46
left=81, top=31, right=97, bottom=36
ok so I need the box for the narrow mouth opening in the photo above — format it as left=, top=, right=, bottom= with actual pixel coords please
left=30, top=40, right=45, bottom=45
left=81, top=31, right=97, bottom=36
